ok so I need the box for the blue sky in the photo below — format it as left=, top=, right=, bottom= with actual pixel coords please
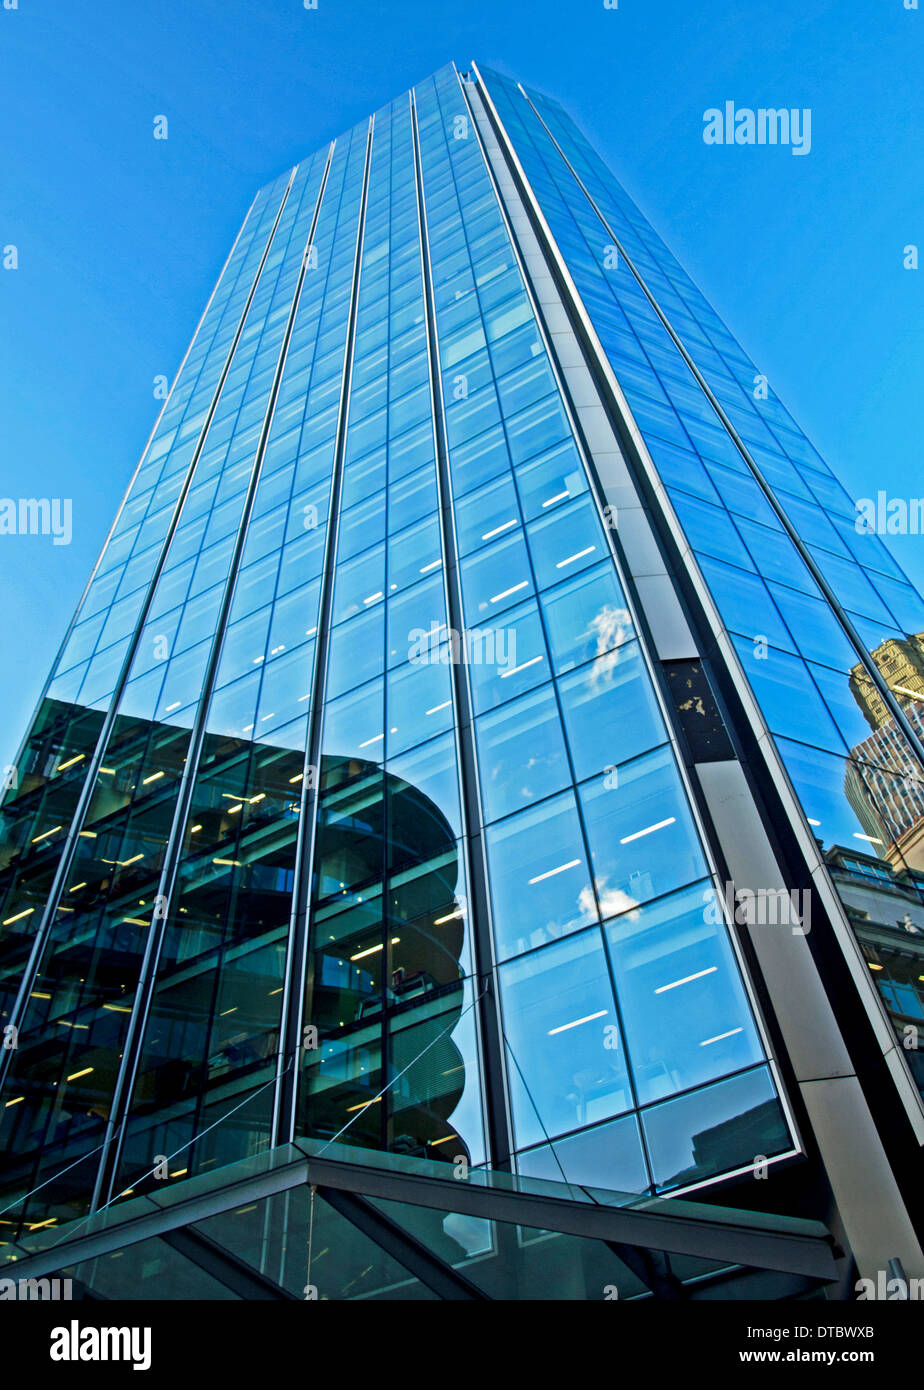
left=1, top=0, right=922, bottom=773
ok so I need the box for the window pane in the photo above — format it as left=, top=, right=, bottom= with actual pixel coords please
left=475, top=685, right=570, bottom=823
left=386, top=658, right=454, bottom=757
left=517, top=1112, right=649, bottom=1195
left=460, top=530, right=534, bottom=623
left=641, top=1067, right=791, bottom=1192
left=467, top=600, right=550, bottom=714
left=578, top=745, right=704, bottom=916
left=557, top=643, right=664, bottom=780
left=540, top=564, right=633, bottom=675
left=499, top=930, right=630, bottom=1149
left=604, top=881, right=764, bottom=1105
left=526, top=496, right=604, bottom=593
left=485, top=792, right=595, bottom=961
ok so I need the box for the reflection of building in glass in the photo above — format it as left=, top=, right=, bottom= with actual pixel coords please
left=298, top=751, right=469, bottom=1160
left=844, top=735, right=924, bottom=873
left=843, top=635, right=924, bottom=872
left=825, top=845, right=924, bottom=1096
left=2, top=63, right=924, bottom=1297
left=0, top=697, right=471, bottom=1227
left=849, top=632, right=924, bottom=731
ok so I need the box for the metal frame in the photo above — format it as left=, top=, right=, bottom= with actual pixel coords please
left=7, top=1141, right=839, bottom=1289
left=161, top=1226, right=302, bottom=1300
left=408, top=83, right=515, bottom=1171
left=272, top=118, right=376, bottom=1147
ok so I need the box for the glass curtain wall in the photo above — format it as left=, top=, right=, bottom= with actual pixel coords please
left=475, top=63, right=924, bottom=1099
left=0, top=66, right=802, bottom=1248
left=409, top=67, right=788, bottom=1194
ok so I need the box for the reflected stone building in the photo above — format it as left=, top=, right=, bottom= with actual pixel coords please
left=2, top=63, right=924, bottom=1300
left=824, top=844, right=924, bottom=1098
left=844, top=635, right=924, bottom=873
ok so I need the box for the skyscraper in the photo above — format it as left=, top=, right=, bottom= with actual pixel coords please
left=1, top=61, right=922, bottom=1301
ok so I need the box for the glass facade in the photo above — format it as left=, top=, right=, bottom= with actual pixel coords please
left=1, top=62, right=921, bottom=1294
left=474, top=63, right=924, bottom=1107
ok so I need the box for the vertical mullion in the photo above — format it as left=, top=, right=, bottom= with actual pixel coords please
left=409, top=88, right=514, bottom=1171
left=272, top=119, right=376, bottom=1149
left=377, top=118, right=394, bottom=1159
